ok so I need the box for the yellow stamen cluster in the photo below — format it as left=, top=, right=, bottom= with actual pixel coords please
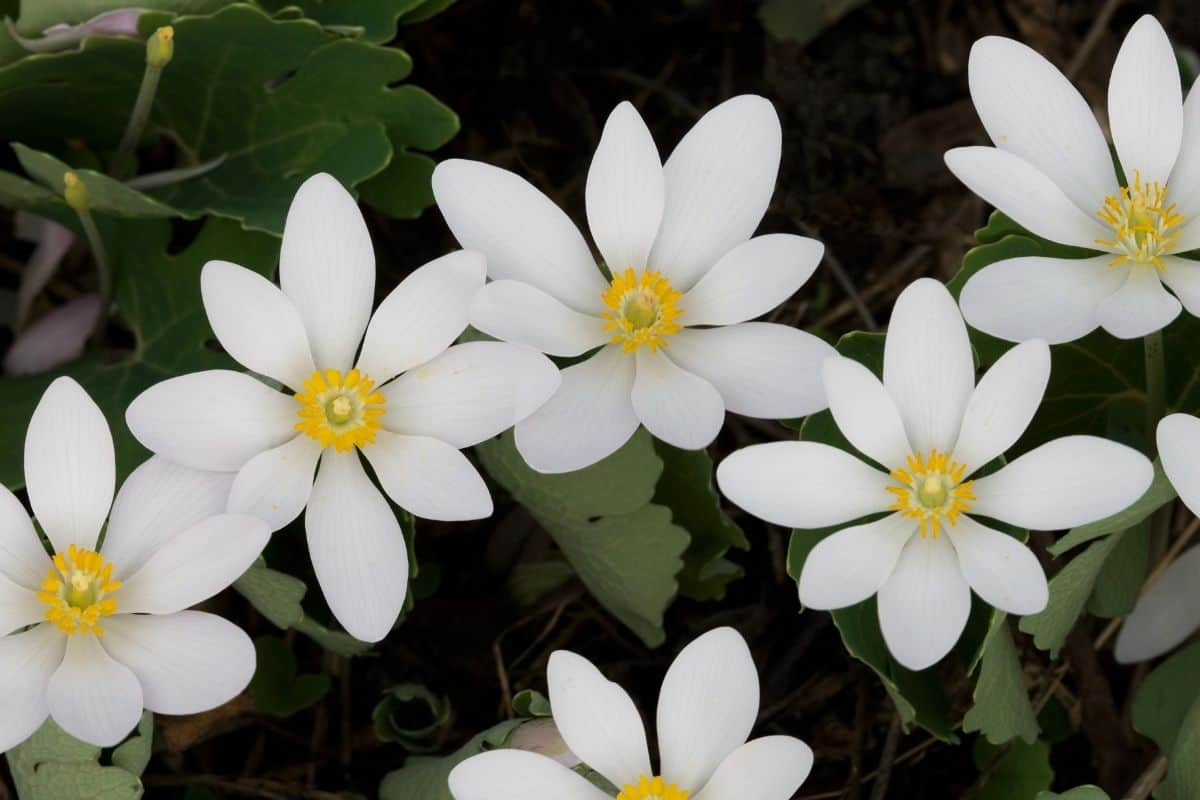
left=295, top=368, right=385, bottom=452
left=886, top=450, right=976, bottom=540
left=616, top=775, right=690, bottom=800
left=37, top=545, right=121, bottom=636
left=1096, top=171, right=1185, bottom=270
left=600, top=268, right=683, bottom=353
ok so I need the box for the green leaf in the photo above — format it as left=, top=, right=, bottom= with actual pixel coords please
left=13, top=143, right=178, bottom=217
left=256, top=0, right=438, bottom=42
left=358, top=149, right=436, bottom=218
left=1160, top=691, right=1200, bottom=800
left=973, top=738, right=1054, bottom=800
left=292, top=615, right=372, bottom=657
left=0, top=3, right=457, bottom=233
left=652, top=440, right=748, bottom=601
left=0, top=168, right=60, bottom=209
left=235, top=561, right=372, bottom=656
left=372, top=683, right=453, bottom=750
left=511, top=689, right=551, bottom=718
left=758, top=0, right=868, bottom=45
left=249, top=635, right=332, bottom=717
left=13, top=1, right=228, bottom=34
left=110, top=713, right=153, bottom=776
left=1019, top=531, right=1127, bottom=658
left=1086, top=519, right=1148, bottom=618
left=476, top=429, right=690, bottom=647
left=378, top=719, right=523, bottom=800
left=1132, top=640, right=1200, bottom=756
left=963, top=617, right=1039, bottom=745
left=0, top=215, right=278, bottom=489
left=7, top=718, right=144, bottom=800
left=1050, top=460, right=1174, bottom=555
left=1036, top=787, right=1109, bottom=800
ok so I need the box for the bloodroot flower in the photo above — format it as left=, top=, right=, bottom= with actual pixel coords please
left=448, top=628, right=813, bottom=800
left=433, top=96, right=833, bottom=473
left=717, top=279, right=1154, bottom=670
left=946, top=15, right=1200, bottom=342
left=0, top=377, right=267, bottom=749
left=125, top=173, right=560, bottom=643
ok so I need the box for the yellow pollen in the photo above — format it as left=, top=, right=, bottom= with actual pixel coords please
left=1095, top=170, right=1185, bottom=270
left=295, top=368, right=386, bottom=452
left=37, top=544, right=120, bottom=637
left=886, top=450, right=975, bottom=540
left=600, top=268, right=683, bottom=353
left=616, top=775, right=690, bottom=800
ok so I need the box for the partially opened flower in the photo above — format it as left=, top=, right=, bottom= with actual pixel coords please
left=433, top=96, right=833, bottom=473
left=448, top=627, right=813, bottom=800
left=946, top=15, right=1200, bottom=342
left=717, top=279, right=1153, bottom=670
left=1115, top=413, right=1200, bottom=663
left=0, top=377, right=267, bottom=750
left=125, top=173, right=560, bottom=643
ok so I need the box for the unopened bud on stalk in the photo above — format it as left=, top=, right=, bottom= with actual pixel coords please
left=62, top=172, right=89, bottom=212
left=146, top=25, right=173, bottom=68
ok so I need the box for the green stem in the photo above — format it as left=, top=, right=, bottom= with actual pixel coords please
left=109, top=62, right=163, bottom=180
left=73, top=206, right=110, bottom=342
left=1145, top=329, right=1169, bottom=559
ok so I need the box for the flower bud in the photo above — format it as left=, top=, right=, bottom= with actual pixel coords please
left=62, top=172, right=89, bottom=212
left=146, top=25, right=173, bottom=68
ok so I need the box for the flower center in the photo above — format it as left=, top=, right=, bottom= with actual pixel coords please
left=885, top=450, right=975, bottom=539
left=600, top=268, right=682, bottom=353
left=37, top=545, right=120, bottom=636
left=1096, top=171, right=1185, bottom=270
left=616, top=775, right=690, bottom=800
left=295, top=368, right=385, bottom=452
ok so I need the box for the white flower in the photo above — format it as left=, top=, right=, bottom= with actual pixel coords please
left=1115, top=413, right=1200, bottom=663
left=125, top=173, right=561, bottom=643
left=448, top=627, right=813, bottom=800
left=432, top=96, right=833, bottom=473
left=717, top=279, right=1154, bottom=670
left=0, top=377, right=267, bottom=750
left=946, top=15, right=1200, bottom=343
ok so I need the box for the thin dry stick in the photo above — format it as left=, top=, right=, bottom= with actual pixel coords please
left=868, top=714, right=903, bottom=800
left=797, top=220, right=878, bottom=331
left=1122, top=754, right=1168, bottom=800
left=1066, top=0, right=1126, bottom=78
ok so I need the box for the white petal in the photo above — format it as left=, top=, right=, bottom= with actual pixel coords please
left=694, top=736, right=814, bottom=800
left=118, top=514, right=270, bottom=615
left=547, top=649, right=651, bottom=788
left=432, top=160, right=607, bottom=312
left=469, top=280, right=608, bottom=357
left=1160, top=256, right=1200, bottom=315
left=882, top=279, right=974, bottom=455
left=951, top=339, right=1050, bottom=472
left=1158, top=413, right=1200, bottom=517
left=877, top=533, right=972, bottom=671
left=798, top=513, right=915, bottom=610
left=381, top=341, right=561, bottom=448
left=101, top=611, right=255, bottom=715
left=200, top=260, right=315, bottom=389
left=448, top=750, right=611, bottom=800
left=1109, top=15, right=1183, bottom=186
left=0, top=570, right=46, bottom=636
left=631, top=349, right=724, bottom=450
left=48, top=633, right=142, bottom=747
left=947, top=516, right=1047, bottom=615
left=967, top=36, right=1117, bottom=214
left=306, top=451, right=408, bottom=643
left=126, top=371, right=298, bottom=472
left=1114, top=544, right=1200, bottom=663
left=822, top=356, right=912, bottom=470
left=279, top=173, right=375, bottom=372
left=657, top=627, right=759, bottom=792
left=355, top=250, right=486, bottom=383
left=971, top=436, right=1154, bottom=530
left=103, top=456, right=235, bottom=579
left=226, top=433, right=321, bottom=532
left=717, top=441, right=890, bottom=529
left=943, top=147, right=1110, bottom=248
left=0, top=484, right=51, bottom=589
left=678, top=234, right=823, bottom=326
left=586, top=101, right=664, bottom=272
left=649, top=95, right=781, bottom=290
left=364, top=432, right=492, bottom=521
left=0, top=625, right=64, bottom=752
left=1096, top=265, right=1181, bottom=339
left=959, top=256, right=1125, bottom=344
left=1167, top=77, right=1200, bottom=219
left=665, top=323, right=833, bottom=419
left=25, top=376, right=114, bottom=554
left=515, top=345, right=639, bottom=473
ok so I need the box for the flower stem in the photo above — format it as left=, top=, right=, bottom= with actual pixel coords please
left=74, top=207, right=111, bottom=343
left=110, top=62, right=163, bottom=180
left=1144, top=329, right=1169, bottom=559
